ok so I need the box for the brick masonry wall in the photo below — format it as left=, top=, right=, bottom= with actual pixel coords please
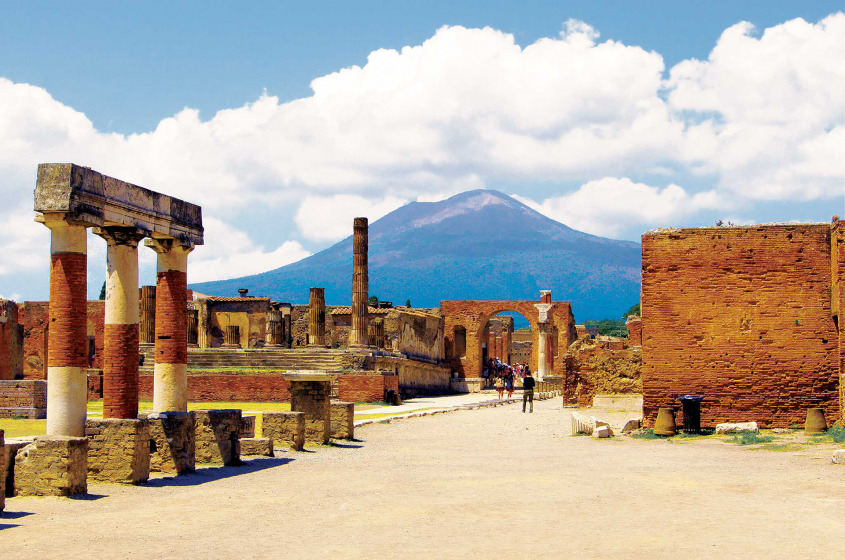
left=0, top=380, right=47, bottom=409
left=626, top=316, right=642, bottom=346
left=338, top=374, right=398, bottom=403
left=139, top=374, right=292, bottom=402
left=641, top=224, right=840, bottom=428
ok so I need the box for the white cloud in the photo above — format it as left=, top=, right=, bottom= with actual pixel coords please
left=516, top=177, right=723, bottom=238
left=0, top=204, right=50, bottom=276
left=294, top=195, right=407, bottom=242
left=188, top=217, right=311, bottom=282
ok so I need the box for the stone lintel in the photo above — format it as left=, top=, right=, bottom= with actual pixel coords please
left=35, top=163, right=203, bottom=246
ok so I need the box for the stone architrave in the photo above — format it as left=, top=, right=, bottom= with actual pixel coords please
left=42, top=214, right=88, bottom=437
left=308, top=288, right=326, bottom=347
left=145, top=239, right=194, bottom=413
left=348, top=217, right=369, bottom=347
left=139, top=285, right=156, bottom=346
left=94, top=226, right=146, bottom=420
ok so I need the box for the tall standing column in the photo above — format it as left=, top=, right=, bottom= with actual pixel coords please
left=139, top=286, right=156, bottom=346
left=95, top=227, right=145, bottom=419
left=349, top=217, right=369, bottom=347
left=308, top=288, right=326, bottom=346
left=43, top=215, right=88, bottom=436
left=146, top=239, right=193, bottom=412
left=266, top=309, right=283, bottom=347
left=535, top=297, right=553, bottom=381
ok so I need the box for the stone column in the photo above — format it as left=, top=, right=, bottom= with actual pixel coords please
left=43, top=215, right=88, bottom=437
left=370, top=318, right=385, bottom=349
left=535, top=299, right=553, bottom=381
left=266, top=309, right=283, bottom=347
left=308, top=287, right=326, bottom=347
left=146, top=239, right=192, bottom=413
left=95, top=227, right=145, bottom=419
left=187, top=308, right=199, bottom=347
left=223, top=325, right=241, bottom=348
left=283, top=312, right=292, bottom=348
left=348, top=217, right=369, bottom=347
left=139, top=285, right=156, bottom=346
left=196, top=298, right=210, bottom=349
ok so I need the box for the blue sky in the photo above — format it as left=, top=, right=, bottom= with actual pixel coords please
left=0, top=1, right=843, bottom=301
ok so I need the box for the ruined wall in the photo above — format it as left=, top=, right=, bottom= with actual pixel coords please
left=374, top=356, right=451, bottom=395
left=19, top=300, right=104, bottom=379
left=139, top=374, right=292, bottom=402
left=394, top=310, right=444, bottom=361
left=833, top=221, right=844, bottom=422
left=205, top=298, right=269, bottom=348
left=641, top=224, right=841, bottom=428
left=626, top=316, right=642, bottom=347
left=290, top=305, right=310, bottom=347
left=0, top=300, right=23, bottom=380
left=563, top=337, right=641, bottom=406
left=338, top=374, right=399, bottom=403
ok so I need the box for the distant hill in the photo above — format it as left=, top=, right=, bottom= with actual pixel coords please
left=191, top=190, right=641, bottom=321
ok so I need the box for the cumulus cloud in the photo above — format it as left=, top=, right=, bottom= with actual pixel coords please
left=516, top=178, right=724, bottom=238
left=294, top=194, right=407, bottom=242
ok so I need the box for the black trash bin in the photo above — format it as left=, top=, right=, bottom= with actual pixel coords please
left=677, top=395, right=704, bottom=434
left=384, top=389, right=396, bottom=405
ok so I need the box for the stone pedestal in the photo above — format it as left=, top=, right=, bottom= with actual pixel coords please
left=261, top=411, right=305, bottom=451
left=3, top=436, right=36, bottom=497
left=14, top=436, right=88, bottom=496
left=222, top=325, right=241, bottom=349
left=240, top=415, right=256, bottom=438
left=147, top=411, right=196, bottom=474
left=287, top=374, right=333, bottom=445
left=240, top=437, right=274, bottom=457
left=194, top=409, right=242, bottom=465
left=85, top=418, right=150, bottom=484
left=330, top=401, right=355, bottom=440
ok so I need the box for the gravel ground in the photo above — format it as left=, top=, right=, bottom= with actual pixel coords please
left=1, top=397, right=843, bottom=559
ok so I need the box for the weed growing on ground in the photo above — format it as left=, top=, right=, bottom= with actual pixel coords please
left=731, top=431, right=776, bottom=446
left=631, top=429, right=664, bottom=440
left=809, top=424, right=845, bottom=444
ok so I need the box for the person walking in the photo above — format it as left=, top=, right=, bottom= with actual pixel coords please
left=495, top=375, right=504, bottom=400
left=505, top=372, right=514, bottom=399
left=522, top=370, right=535, bottom=413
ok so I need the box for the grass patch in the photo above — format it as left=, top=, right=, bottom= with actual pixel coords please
left=0, top=418, right=46, bottom=438
left=759, top=443, right=805, bottom=452
left=809, top=424, right=845, bottom=444
left=731, top=431, right=776, bottom=446
left=630, top=429, right=666, bottom=440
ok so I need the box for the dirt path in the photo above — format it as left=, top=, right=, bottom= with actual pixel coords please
left=2, top=398, right=843, bottom=559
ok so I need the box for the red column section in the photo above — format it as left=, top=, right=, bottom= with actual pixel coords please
left=155, top=271, right=188, bottom=364
left=103, top=324, right=139, bottom=418
left=48, top=253, right=88, bottom=368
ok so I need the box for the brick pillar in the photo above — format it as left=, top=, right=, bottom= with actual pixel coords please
left=43, top=215, right=88, bottom=437
left=266, top=309, right=283, bottom=347
left=96, top=227, right=145, bottom=419
left=308, top=287, right=326, bottom=346
left=541, top=290, right=552, bottom=304
left=349, top=217, right=369, bottom=347
left=502, top=330, right=511, bottom=364
left=139, top=286, right=156, bottom=346
left=146, top=239, right=192, bottom=413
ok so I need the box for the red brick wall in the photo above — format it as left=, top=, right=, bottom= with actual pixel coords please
left=626, top=316, right=642, bottom=346
left=139, top=374, right=292, bottom=402
left=641, top=224, right=840, bottom=428
left=833, top=221, right=844, bottom=422
left=338, top=374, right=398, bottom=403
left=103, top=324, right=139, bottom=418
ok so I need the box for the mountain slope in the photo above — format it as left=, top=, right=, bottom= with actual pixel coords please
left=191, top=190, right=641, bottom=320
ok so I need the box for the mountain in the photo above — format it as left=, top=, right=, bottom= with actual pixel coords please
left=191, top=190, right=642, bottom=321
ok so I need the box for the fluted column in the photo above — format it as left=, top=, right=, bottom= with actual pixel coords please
left=42, top=214, right=88, bottom=437
left=308, top=287, right=326, bottom=346
left=537, top=324, right=548, bottom=380
left=266, top=309, right=283, bottom=347
left=369, top=317, right=385, bottom=348
left=146, top=239, right=193, bottom=412
left=283, top=312, right=292, bottom=348
left=223, top=325, right=241, bottom=348
left=348, top=217, right=369, bottom=347
left=139, top=285, right=156, bottom=346
left=95, top=227, right=145, bottom=419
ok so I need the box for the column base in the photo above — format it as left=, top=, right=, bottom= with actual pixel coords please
left=14, top=436, right=88, bottom=496
left=194, top=410, right=242, bottom=465
left=261, top=412, right=305, bottom=451
left=85, top=418, right=150, bottom=484
left=146, top=411, right=196, bottom=474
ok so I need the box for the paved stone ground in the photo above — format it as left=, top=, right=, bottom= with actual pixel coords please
left=1, top=398, right=843, bottom=559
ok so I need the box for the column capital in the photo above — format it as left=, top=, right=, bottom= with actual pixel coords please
left=93, top=226, right=147, bottom=247
left=534, top=303, right=553, bottom=324
left=144, top=237, right=194, bottom=254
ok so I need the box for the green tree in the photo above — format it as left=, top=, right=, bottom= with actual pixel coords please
left=368, top=295, right=379, bottom=307
left=623, top=303, right=640, bottom=318
left=99, top=281, right=106, bottom=300
left=405, top=299, right=412, bottom=308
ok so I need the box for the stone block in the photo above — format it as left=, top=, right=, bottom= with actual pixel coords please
left=146, top=411, right=196, bottom=474
left=290, top=379, right=331, bottom=445
left=262, top=411, right=305, bottom=451
left=833, top=450, right=845, bottom=465
left=194, top=409, right=242, bottom=465
left=240, top=437, right=274, bottom=457
left=85, top=418, right=150, bottom=484
left=715, top=422, right=759, bottom=434
left=593, top=425, right=613, bottom=438
left=15, top=436, right=87, bottom=496
left=330, top=401, right=355, bottom=440
left=3, top=436, right=36, bottom=497
left=622, top=418, right=642, bottom=433
left=0, top=379, right=47, bottom=418
left=240, top=415, right=256, bottom=438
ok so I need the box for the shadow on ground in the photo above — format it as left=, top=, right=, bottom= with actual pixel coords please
left=145, top=457, right=294, bottom=488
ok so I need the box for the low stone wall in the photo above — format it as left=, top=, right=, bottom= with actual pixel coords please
left=194, top=409, right=242, bottom=465
left=375, top=356, right=451, bottom=396
left=85, top=418, right=150, bottom=484
left=140, top=374, right=291, bottom=402
left=240, top=437, right=273, bottom=456
left=87, top=370, right=103, bottom=401
left=338, top=374, right=399, bottom=403
left=146, top=411, right=196, bottom=474
left=330, top=401, right=354, bottom=440
left=15, top=436, right=88, bottom=496
left=3, top=436, right=35, bottom=497
left=262, top=412, right=305, bottom=451
left=0, top=380, right=47, bottom=418
left=450, top=377, right=484, bottom=393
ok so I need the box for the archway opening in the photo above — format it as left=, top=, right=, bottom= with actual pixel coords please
left=481, top=311, right=532, bottom=387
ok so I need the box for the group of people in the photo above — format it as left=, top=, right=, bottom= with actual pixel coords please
left=483, top=357, right=535, bottom=413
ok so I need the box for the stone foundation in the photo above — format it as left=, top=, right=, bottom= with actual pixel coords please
left=146, top=411, right=196, bottom=474
left=290, top=380, right=331, bottom=445
left=451, top=377, right=483, bottom=393
left=0, top=380, right=47, bottom=418
left=330, top=401, right=354, bottom=440
left=194, top=409, right=242, bottom=465
left=240, top=415, right=256, bottom=438
left=3, top=436, right=36, bottom=497
left=85, top=418, right=150, bottom=483
left=261, top=411, right=305, bottom=451
left=240, top=437, right=274, bottom=456
left=14, top=436, right=87, bottom=496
